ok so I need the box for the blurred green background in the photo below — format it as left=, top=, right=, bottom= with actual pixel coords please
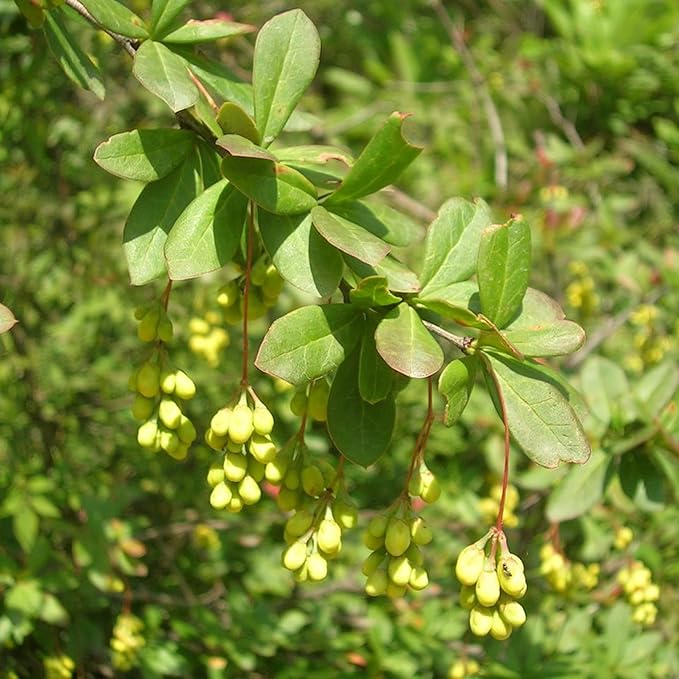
left=1, top=0, right=678, bottom=676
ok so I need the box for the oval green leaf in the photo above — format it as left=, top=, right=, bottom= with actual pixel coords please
left=160, top=18, right=254, bottom=43
left=359, top=320, right=394, bottom=404
left=79, top=0, right=148, bottom=38
left=438, top=356, right=477, bottom=426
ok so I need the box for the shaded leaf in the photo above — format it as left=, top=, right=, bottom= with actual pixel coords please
left=359, top=321, right=394, bottom=403
left=217, top=103, right=260, bottom=143
left=150, top=0, right=189, bottom=38
left=546, top=449, right=609, bottom=522
left=255, top=305, right=363, bottom=385
left=216, top=134, right=275, bottom=160
left=438, top=356, right=477, bottom=426
left=350, top=277, right=401, bottom=307
left=580, top=356, right=636, bottom=429
left=133, top=40, right=198, bottom=112
left=634, top=360, right=679, bottom=422
left=93, top=129, right=194, bottom=182
left=375, top=303, right=443, bottom=378
left=258, top=211, right=343, bottom=297
left=480, top=321, right=585, bottom=357
left=311, top=206, right=390, bottom=266
left=327, top=349, right=395, bottom=467
left=165, top=181, right=247, bottom=280
left=344, top=254, right=420, bottom=293
left=483, top=352, right=591, bottom=468
left=221, top=155, right=316, bottom=215
left=414, top=280, right=488, bottom=329
left=80, top=0, right=147, bottom=38
left=160, top=18, right=254, bottom=43
left=504, top=288, right=567, bottom=329
left=477, top=216, right=531, bottom=328
left=5, top=581, right=42, bottom=616
left=419, top=198, right=492, bottom=293
left=619, top=452, right=665, bottom=512
left=253, top=9, right=320, bottom=145
left=14, top=0, right=44, bottom=28
left=13, top=507, right=38, bottom=553
left=43, top=7, right=105, bottom=100
left=0, top=304, right=17, bottom=334
left=325, top=112, right=422, bottom=204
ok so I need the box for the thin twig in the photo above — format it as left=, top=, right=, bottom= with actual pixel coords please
left=431, top=0, right=508, bottom=190
left=65, top=0, right=137, bottom=56
left=421, top=319, right=471, bottom=353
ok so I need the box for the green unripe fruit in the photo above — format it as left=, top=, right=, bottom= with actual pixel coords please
left=476, top=567, right=501, bottom=607
left=159, top=430, right=179, bottom=455
left=137, top=419, right=159, bottom=449
left=188, top=317, right=210, bottom=334
left=177, top=416, right=197, bottom=444
left=228, top=495, right=243, bottom=513
left=363, top=530, right=384, bottom=551
left=262, top=265, right=284, bottom=299
left=499, top=599, right=526, bottom=628
left=333, top=499, right=358, bottom=529
left=365, top=569, right=389, bottom=597
left=277, top=487, right=301, bottom=511
left=459, top=585, right=476, bottom=610
left=249, top=434, right=277, bottom=464
left=386, top=582, right=407, bottom=598
left=209, top=482, right=232, bottom=509
left=420, top=474, right=441, bottom=503
left=229, top=404, right=254, bottom=444
left=157, top=316, right=173, bottom=343
left=205, top=429, right=227, bottom=451
left=174, top=370, right=196, bottom=400
left=385, top=518, right=411, bottom=557
left=405, top=543, right=424, bottom=567
left=361, top=550, right=386, bottom=576
left=455, top=544, right=485, bottom=586
left=250, top=256, right=268, bottom=286
left=160, top=370, right=176, bottom=394
left=227, top=439, right=243, bottom=453
left=265, top=458, right=288, bottom=484
left=388, top=555, right=413, bottom=587
left=138, top=306, right=160, bottom=342
left=498, top=554, right=527, bottom=597
left=302, top=465, right=325, bottom=496
left=306, top=553, right=328, bottom=581
left=290, top=390, right=308, bottom=416
left=223, top=452, right=248, bottom=482
left=318, top=519, right=342, bottom=555
left=318, top=459, right=337, bottom=486
left=247, top=457, right=265, bottom=482
left=490, top=609, right=512, bottom=640
left=409, top=566, right=429, bottom=591
left=294, top=563, right=309, bottom=582
left=286, top=509, right=314, bottom=538
left=206, top=465, right=225, bottom=486
left=238, top=475, right=261, bottom=505
left=283, top=541, right=308, bottom=571
left=134, top=303, right=151, bottom=320
left=410, top=517, right=433, bottom=545
left=128, top=368, right=140, bottom=392
left=253, top=405, right=274, bottom=435
left=159, top=398, right=182, bottom=429
left=216, top=281, right=239, bottom=308
left=408, top=473, right=424, bottom=497
left=469, top=605, right=493, bottom=637
left=307, top=380, right=329, bottom=422
left=168, top=442, right=188, bottom=460
left=132, top=394, right=155, bottom=422
left=223, top=303, right=243, bottom=325
left=368, top=514, right=388, bottom=538
left=284, top=468, right=300, bottom=490
left=136, top=362, right=160, bottom=398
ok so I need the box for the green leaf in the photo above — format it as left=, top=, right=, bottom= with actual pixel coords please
left=160, top=18, right=254, bottom=43
left=258, top=212, right=343, bottom=298
left=133, top=40, right=198, bottom=112
left=255, top=305, right=363, bottom=385
left=329, top=199, right=422, bottom=248
left=217, top=103, right=260, bottom=143
left=38, top=594, right=69, bottom=625
left=414, top=280, right=488, bottom=329
left=477, top=216, right=531, bottom=328
left=325, top=112, right=422, bottom=204
left=480, top=321, right=585, bottom=357
left=619, top=452, right=665, bottom=512
left=344, top=254, right=420, bottom=293
left=79, top=0, right=147, bottom=38
left=358, top=322, right=394, bottom=403
left=220, top=155, right=316, bottom=215
left=5, top=581, right=43, bottom=617
left=275, top=145, right=351, bottom=190
left=43, top=7, right=105, bottom=100
left=13, top=506, right=38, bottom=553
left=580, top=356, right=636, bottom=429
left=504, top=288, right=566, bottom=329
left=546, top=449, right=609, bottom=522
left=0, top=304, right=17, bottom=334
left=150, top=0, right=189, bottom=38
left=253, top=9, right=320, bottom=146
left=350, top=277, right=401, bottom=307
left=93, top=129, right=194, bottom=182
left=123, top=152, right=202, bottom=285
left=29, top=495, right=61, bottom=518
left=438, top=356, right=477, bottom=426
left=14, top=0, right=44, bottom=28
left=419, top=198, right=492, bottom=294
left=633, top=360, right=679, bottom=422
left=482, top=352, right=591, bottom=468
left=216, top=134, right=275, bottom=161
left=311, top=206, right=390, bottom=266
left=165, top=180, right=247, bottom=280
left=327, top=349, right=395, bottom=467
left=375, top=303, right=443, bottom=378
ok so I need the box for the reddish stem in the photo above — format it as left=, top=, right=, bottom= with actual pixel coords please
left=240, top=204, right=255, bottom=387
left=403, top=378, right=435, bottom=494
left=160, top=279, right=173, bottom=310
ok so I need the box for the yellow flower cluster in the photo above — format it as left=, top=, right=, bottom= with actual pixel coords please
left=43, top=656, right=75, bottom=679
left=539, top=543, right=599, bottom=592
left=617, top=560, right=659, bottom=626
left=448, top=658, right=480, bottom=678
left=188, top=312, right=230, bottom=366
left=478, top=483, right=519, bottom=528
left=565, top=261, right=599, bottom=314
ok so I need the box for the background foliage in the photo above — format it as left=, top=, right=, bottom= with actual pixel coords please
left=1, top=0, right=679, bottom=676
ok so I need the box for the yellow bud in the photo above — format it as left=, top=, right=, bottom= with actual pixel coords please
left=332, top=499, right=358, bottom=529
left=253, top=405, right=274, bottom=435
left=455, top=544, right=485, bottom=586
left=283, top=541, right=308, bottom=571
left=409, top=566, right=429, bottom=591
left=449, top=661, right=465, bottom=679
left=209, top=482, right=232, bottom=509
left=136, top=362, right=160, bottom=398
left=459, top=584, right=476, bottom=610
left=229, top=404, right=254, bottom=444
left=158, top=398, right=182, bottom=429
left=238, top=475, right=261, bottom=505
left=469, top=605, right=493, bottom=637
left=317, top=519, right=342, bottom=555
left=410, top=517, right=433, bottom=545
left=177, top=416, right=196, bottom=444
left=368, top=514, right=388, bottom=538
left=132, top=394, right=155, bottom=422
left=388, top=555, right=413, bottom=587
left=157, top=316, right=173, bottom=343
left=386, top=582, right=407, bottom=598
left=216, top=281, right=239, bottom=308
left=159, top=430, right=179, bottom=455
left=249, top=434, right=277, bottom=464
left=264, top=458, right=288, bottom=484
left=206, top=465, right=225, bottom=487
left=497, top=554, right=526, bottom=597
left=499, top=599, right=526, bottom=628
left=247, top=457, right=265, bottom=483
left=138, top=306, right=160, bottom=342
left=476, top=567, right=501, bottom=607
left=308, top=380, right=329, bottom=422
left=385, top=518, right=411, bottom=557
left=137, top=419, right=159, bottom=449
left=210, top=408, right=232, bottom=437
left=223, top=452, right=248, bottom=482
left=160, top=370, right=176, bottom=394
left=363, top=530, right=384, bottom=551
left=301, top=465, right=325, bottom=497
left=490, top=608, right=512, bottom=640
left=174, top=370, right=196, bottom=400
left=205, top=429, right=227, bottom=452
left=227, top=495, right=243, bottom=513
left=365, top=569, right=388, bottom=597
left=362, top=551, right=386, bottom=577
left=306, top=553, right=328, bottom=581
left=188, top=317, right=210, bottom=334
